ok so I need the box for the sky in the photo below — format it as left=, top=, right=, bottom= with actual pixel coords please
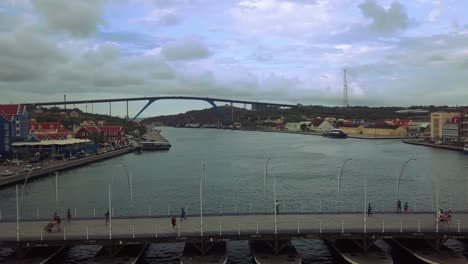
left=0, top=0, right=467, bottom=117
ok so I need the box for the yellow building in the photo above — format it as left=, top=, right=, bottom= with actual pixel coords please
left=338, top=124, right=363, bottom=135
left=362, top=124, right=408, bottom=137
left=430, top=112, right=461, bottom=139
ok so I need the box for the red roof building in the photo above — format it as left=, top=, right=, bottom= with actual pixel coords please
left=75, top=126, right=124, bottom=145
left=29, top=122, right=73, bottom=140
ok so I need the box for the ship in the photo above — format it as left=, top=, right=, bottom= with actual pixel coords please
left=140, top=141, right=171, bottom=150
left=322, top=129, right=348, bottom=138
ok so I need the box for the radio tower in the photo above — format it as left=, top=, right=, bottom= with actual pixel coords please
left=343, top=69, right=349, bottom=107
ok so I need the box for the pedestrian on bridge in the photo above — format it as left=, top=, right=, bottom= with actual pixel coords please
left=367, top=203, right=373, bottom=216
left=67, top=208, right=72, bottom=221
left=404, top=202, right=408, bottom=213
left=105, top=210, right=110, bottom=225
left=181, top=207, right=187, bottom=221
left=171, top=216, right=177, bottom=230
left=275, top=200, right=280, bottom=214
left=53, top=212, right=61, bottom=232
left=397, top=199, right=402, bottom=213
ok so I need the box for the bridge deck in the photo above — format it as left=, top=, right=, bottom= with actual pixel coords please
left=0, top=212, right=465, bottom=244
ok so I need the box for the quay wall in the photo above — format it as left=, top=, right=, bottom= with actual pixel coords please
left=401, top=139, right=464, bottom=152
left=0, top=148, right=133, bottom=188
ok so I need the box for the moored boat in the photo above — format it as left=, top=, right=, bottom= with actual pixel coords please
left=322, top=129, right=348, bottom=138
left=141, top=141, right=171, bottom=150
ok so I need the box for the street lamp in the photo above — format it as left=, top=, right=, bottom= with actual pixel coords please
left=337, top=158, right=352, bottom=200
left=396, top=158, right=417, bottom=200
left=264, top=157, right=271, bottom=195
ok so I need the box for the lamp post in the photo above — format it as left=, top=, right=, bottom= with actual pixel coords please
left=396, top=158, right=417, bottom=200
left=200, top=162, right=206, bottom=236
left=337, top=158, right=352, bottom=201
left=264, top=157, right=271, bottom=195
left=273, top=165, right=277, bottom=235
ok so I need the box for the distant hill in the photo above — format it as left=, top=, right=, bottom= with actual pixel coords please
left=142, top=105, right=465, bottom=126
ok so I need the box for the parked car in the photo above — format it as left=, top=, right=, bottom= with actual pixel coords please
left=1, top=170, right=14, bottom=177
left=24, top=165, right=41, bottom=172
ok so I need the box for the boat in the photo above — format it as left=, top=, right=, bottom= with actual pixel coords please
left=1, top=170, right=14, bottom=177
left=325, top=239, right=392, bottom=264
left=140, top=141, right=171, bottom=150
left=249, top=240, right=301, bottom=264
left=464, top=144, right=468, bottom=154
left=180, top=241, right=227, bottom=264
left=322, top=128, right=348, bottom=138
left=388, top=238, right=467, bottom=264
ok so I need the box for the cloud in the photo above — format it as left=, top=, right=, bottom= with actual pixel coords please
left=31, top=0, right=106, bottom=36
left=161, top=38, right=210, bottom=60
left=358, top=0, right=409, bottom=34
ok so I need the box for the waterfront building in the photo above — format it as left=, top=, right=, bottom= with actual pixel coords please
left=0, top=104, right=28, bottom=159
left=12, top=138, right=96, bottom=159
left=362, top=124, right=408, bottom=137
left=430, top=112, right=461, bottom=139
left=29, top=122, right=73, bottom=140
left=460, top=108, right=468, bottom=142
left=338, top=123, right=363, bottom=135
left=285, top=121, right=311, bottom=132
left=75, top=126, right=124, bottom=145
left=442, top=116, right=461, bottom=143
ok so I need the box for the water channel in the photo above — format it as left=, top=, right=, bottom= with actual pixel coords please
left=0, top=127, right=467, bottom=263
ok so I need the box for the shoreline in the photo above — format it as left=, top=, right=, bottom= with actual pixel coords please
left=401, top=139, right=464, bottom=152
left=0, top=148, right=133, bottom=188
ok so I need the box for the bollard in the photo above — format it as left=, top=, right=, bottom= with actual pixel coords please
left=249, top=203, right=252, bottom=213
left=86, top=226, right=89, bottom=240
left=418, top=220, right=421, bottom=233
left=148, top=206, right=152, bottom=216
left=319, top=221, right=322, bottom=233
left=63, top=227, right=67, bottom=240
left=458, top=220, right=461, bottom=233
left=36, top=208, right=40, bottom=220
left=219, top=223, right=222, bottom=236
left=155, top=225, right=158, bottom=238
left=341, top=219, right=344, bottom=233
left=93, top=208, right=96, bottom=217
left=237, top=224, right=240, bottom=235
left=40, top=228, right=43, bottom=241
left=400, top=219, right=403, bottom=233
left=297, top=220, right=300, bottom=234
left=382, top=219, right=385, bottom=233
left=74, top=208, right=77, bottom=218
left=132, top=224, right=135, bottom=239
left=167, top=204, right=170, bottom=216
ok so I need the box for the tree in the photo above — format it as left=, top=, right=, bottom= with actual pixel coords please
left=300, top=123, right=307, bottom=131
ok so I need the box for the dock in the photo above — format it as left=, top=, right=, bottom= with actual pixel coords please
left=401, top=139, right=464, bottom=152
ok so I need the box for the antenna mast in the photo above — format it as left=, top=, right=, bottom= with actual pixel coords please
left=343, top=69, right=349, bottom=107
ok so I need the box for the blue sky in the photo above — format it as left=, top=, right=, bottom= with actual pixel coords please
left=1, top=0, right=468, bottom=117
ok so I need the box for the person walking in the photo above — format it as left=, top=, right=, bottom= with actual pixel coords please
left=404, top=202, right=408, bottom=213
left=397, top=199, right=402, bottom=213
left=171, top=216, right=177, bottom=230
left=367, top=203, right=373, bottom=216
left=181, top=207, right=187, bottom=221
left=67, top=208, right=72, bottom=221
left=53, top=212, right=61, bottom=232
left=275, top=200, right=280, bottom=215
left=105, top=210, right=110, bottom=225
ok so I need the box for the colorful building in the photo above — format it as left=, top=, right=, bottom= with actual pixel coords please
left=0, top=104, right=28, bottom=159
left=338, top=123, right=363, bottom=135
left=362, top=124, right=408, bottom=137
left=460, top=108, right=468, bottom=142
left=75, top=126, right=124, bottom=145
left=430, top=112, right=461, bottom=139
left=29, top=122, right=73, bottom=140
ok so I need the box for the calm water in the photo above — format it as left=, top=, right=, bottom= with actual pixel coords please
left=1, top=127, right=467, bottom=263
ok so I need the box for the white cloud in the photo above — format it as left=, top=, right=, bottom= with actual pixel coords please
left=358, top=0, right=409, bottom=34
left=161, top=38, right=210, bottom=61
left=31, top=0, right=106, bottom=37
